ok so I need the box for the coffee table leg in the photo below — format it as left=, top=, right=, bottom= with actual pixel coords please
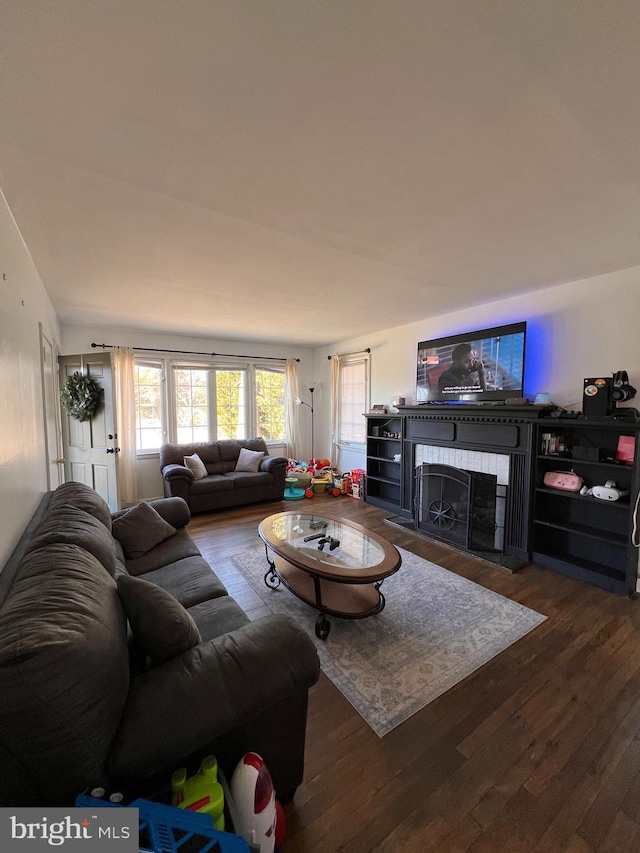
left=263, top=546, right=281, bottom=589
left=315, top=612, right=330, bottom=640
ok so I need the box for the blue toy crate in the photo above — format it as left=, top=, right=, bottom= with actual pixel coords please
left=75, top=794, right=251, bottom=853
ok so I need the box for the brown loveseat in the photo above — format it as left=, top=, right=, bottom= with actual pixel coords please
left=160, top=438, right=287, bottom=513
left=0, top=482, right=320, bottom=807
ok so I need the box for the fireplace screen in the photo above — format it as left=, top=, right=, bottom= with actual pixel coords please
left=415, top=464, right=501, bottom=552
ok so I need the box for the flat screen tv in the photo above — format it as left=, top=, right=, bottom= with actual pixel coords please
left=416, top=321, right=527, bottom=404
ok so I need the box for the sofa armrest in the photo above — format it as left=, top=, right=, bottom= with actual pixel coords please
left=260, top=456, right=287, bottom=474
left=107, top=615, right=320, bottom=781
left=146, top=497, right=191, bottom=529
left=162, top=464, right=195, bottom=484
left=111, top=497, right=191, bottom=529
left=161, top=465, right=194, bottom=503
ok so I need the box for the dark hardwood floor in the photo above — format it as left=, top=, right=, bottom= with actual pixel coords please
left=188, top=495, right=640, bottom=852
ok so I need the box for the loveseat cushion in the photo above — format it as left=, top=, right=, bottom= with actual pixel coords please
left=117, top=575, right=202, bottom=665
left=224, top=471, right=273, bottom=489
left=139, top=556, right=228, bottom=607
left=190, top=475, right=234, bottom=495
left=27, top=503, right=117, bottom=577
left=0, top=543, right=129, bottom=805
left=112, top=501, right=177, bottom=559
left=48, top=481, right=113, bottom=531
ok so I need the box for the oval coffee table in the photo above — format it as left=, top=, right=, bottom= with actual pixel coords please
left=258, top=511, right=401, bottom=639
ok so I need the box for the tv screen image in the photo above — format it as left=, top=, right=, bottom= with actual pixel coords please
left=416, top=322, right=526, bottom=404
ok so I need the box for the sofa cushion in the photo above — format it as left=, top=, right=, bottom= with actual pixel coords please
left=140, top=555, right=228, bottom=607
left=112, top=501, right=176, bottom=559
left=124, top=529, right=202, bottom=576
left=225, top=470, right=273, bottom=489
left=235, top=447, right=265, bottom=473
left=183, top=453, right=207, bottom=479
left=28, top=503, right=117, bottom=577
left=187, top=596, right=250, bottom=641
left=190, top=474, right=235, bottom=495
left=49, top=481, right=113, bottom=531
left=0, top=543, right=129, bottom=804
left=117, top=575, right=202, bottom=665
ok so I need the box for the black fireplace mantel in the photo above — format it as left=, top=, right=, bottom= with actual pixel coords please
left=394, top=407, right=535, bottom=561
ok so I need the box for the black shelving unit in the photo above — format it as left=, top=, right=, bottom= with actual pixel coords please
left=532, top=418, right=640, bottom=595
left=364, top=414, right=404, bottom=514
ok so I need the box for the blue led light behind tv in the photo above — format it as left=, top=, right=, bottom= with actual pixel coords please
left=416, top=321, right=527, bottom=404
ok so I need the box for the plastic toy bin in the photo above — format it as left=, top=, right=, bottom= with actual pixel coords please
left=76, top=769, right=259, bottom=853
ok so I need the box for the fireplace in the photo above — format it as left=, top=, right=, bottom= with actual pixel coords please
left=416, top=464, right=506, bottom=552
left=414, top=444, right=510, bottom=554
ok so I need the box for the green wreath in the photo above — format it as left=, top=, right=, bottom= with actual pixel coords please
left=60, top=372, right=102, bottom=422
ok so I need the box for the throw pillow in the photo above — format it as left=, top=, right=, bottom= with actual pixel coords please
left=117, top=575, right=201, bottom=664
left=235, top=447, right=265, bottom=473
left=183, top=453, right=208, bottom=479
left=112, top=501, right=176, bottom=559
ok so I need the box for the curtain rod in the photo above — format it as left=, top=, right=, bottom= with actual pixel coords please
left=327, top=347, right=370, bottom=360
left=91, top=343, right=299, bottom=362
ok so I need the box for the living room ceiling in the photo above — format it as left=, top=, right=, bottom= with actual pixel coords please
left=1, top=1, right=639, bottom=347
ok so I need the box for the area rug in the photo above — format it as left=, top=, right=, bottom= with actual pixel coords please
left=229, top=546, right=547, bottom=737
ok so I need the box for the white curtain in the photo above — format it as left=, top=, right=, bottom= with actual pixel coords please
left=285, top=358, right=301, bottom=460
left=330, top=355, right=341, bottom=466
left=111, top=347, right=138, bottom=508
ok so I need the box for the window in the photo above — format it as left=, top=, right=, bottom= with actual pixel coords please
left=134, top=358, right=288, bottom=452
left=175, top=368, right=209, bottom=443
left=338, top=356, right=369, bottom=445
left=214, top=369, right=247, bottom=439
left=134, top=363, right=163, bottom=450
left=256, top=368, right=286, bottom=441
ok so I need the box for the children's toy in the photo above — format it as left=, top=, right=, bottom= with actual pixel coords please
left=172, top=754, right=225, bottom=831
left=230, top=753, right=279, bottom=853
left=283, top=477, right=306, bottom=500
left=75, top=794, right=250, bottom=853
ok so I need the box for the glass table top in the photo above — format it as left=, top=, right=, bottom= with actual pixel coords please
left=259, top=512, right=391, bottom=571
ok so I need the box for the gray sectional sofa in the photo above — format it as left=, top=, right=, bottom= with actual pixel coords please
left=160, top=438, right=288, bottom=513
left=0, top=482, right=320, bottom=807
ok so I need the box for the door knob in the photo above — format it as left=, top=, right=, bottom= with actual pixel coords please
left=106, top=448, right=115, bottom=454
left=55, top=458, right=65, bottom=464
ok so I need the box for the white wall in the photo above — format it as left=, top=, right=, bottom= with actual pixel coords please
left=0, top=191, right=61, bottom=569
left=61, top=324, right=316, bottom=499
left=312, top=267, right=640, bottom=474
left=67, top=270, right=634, bottom=482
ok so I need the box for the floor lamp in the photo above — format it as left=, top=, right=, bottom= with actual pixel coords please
left=295, top=386, right=315, bottom=466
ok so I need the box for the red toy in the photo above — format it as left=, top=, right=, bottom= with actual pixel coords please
left=230, top=752, right=280, bottom=853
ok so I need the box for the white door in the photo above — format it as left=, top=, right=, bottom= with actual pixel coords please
left=59, top=351, right=119, bottom=511
left=39, top=324, right=64, bottom=490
